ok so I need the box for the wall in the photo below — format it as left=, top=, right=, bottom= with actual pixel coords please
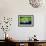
left=44, top=16, right=46, bottom=40
left=0, top=0, right=46, bottom=40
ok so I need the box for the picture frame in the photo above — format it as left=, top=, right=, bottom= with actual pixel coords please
left=18, top=15, right=34, bottom=27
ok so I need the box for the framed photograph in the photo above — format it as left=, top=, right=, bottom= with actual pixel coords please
left=18, top=15, right=34, bottom=27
